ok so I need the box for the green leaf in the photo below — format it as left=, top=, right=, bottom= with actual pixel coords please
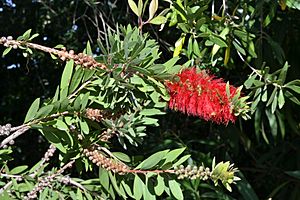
left=35, top=105, right=54, bottom=119
left=276, top=110, right=285, bottom=139
left=148, top=0, right=158, bottom=20
left=209, top=35, right=227, bottom=48
left=99, top=168, right=110, bottom=191
left=285, top=85, right=300, bottom=94
left=173, top=35, right=185, bottom=57
left=164, top=147, right=186, bottom=164
left=69, top=67, right=84, bottom=94
left=149, top=16, right=167, bottom=25
left=109, top=171, right=126, bottom=198
left=169, top=180, right=183, bottom=200
left=29, top=33, right=39, bottom=40
left=244, top=74, right=257, bottom=89
left=278, top=89, right=285, bottom=109
left=81, top=92, right=90, bottom=111
left=112, top=152, right=131, bottom=163
left=233, top=40, right=246, bottom=55
left=138, top=0, right=144, bottom=16
left=136, top=150, right=169, bottom=169
left=140, top=108, right=164, bottom=116
left=271, top=94, right=278, bottom=114
left=10, top=165, right=28, bottom=175
left=236, top=172, right=259, bottom=200
left=128, top=0, right=139, bottom=16
left=133, top=175, right=144, bottom=200
left=173, top=154, right=191, bottom=167
left=285, top=170, right=300, bottom=179
left=265, top=109, right=278, bottom=139
left=266, top=87, right=278, bottom=107
left=284, top=90, right=300, bottom=105
left=24, top=98, right=40, bottom=123
left=22, top=29, right=32, bottom=40
left=79, top=120, right=89, bottom=134
left=60, top=60, right=74, bottom=99
left=121, top=180, right=134, bottom=198
left=154, top=175, right=165, bottom=196
left=2, top=46, right=12, bottom=56
left=278, top=62, right=289, bottom=84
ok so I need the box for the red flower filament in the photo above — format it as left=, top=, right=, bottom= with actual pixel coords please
left=166, top=68, right=238, bottom=125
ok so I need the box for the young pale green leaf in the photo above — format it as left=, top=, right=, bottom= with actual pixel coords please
left=133, top=175, right=144, bottom=200
left=10, top=165, right=28, bottom=175
left=128, top=0, right=139, bottom=16
left=148, top=0, right=158, bottom=20
left=60, top=60, right=74, bottom=99
left=169, top=180, right=183, bottom=200
left=149, top=16, right=167, bottom=25
left=29, top=33, right=39, bottom=40
left=138, top=0, right=144, bottom=16
left=173, top=35, right=185, bottom=57
left=24, top=98, right=40, bottom=123
left=154, top=175, right=165, bottom=196
left=2, top=46, right=12, bottom=57
left=136, top=150, right=169, bottom=169
left=22, top=29, right=32, bottom=40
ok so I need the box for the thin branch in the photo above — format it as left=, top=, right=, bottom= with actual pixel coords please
left=0, top=111, right=70, bottom=149
left=0, top=126, right=30, bottom=148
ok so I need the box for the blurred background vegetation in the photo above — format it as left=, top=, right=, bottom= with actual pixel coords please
left=1, top=0, right=300, bottom=199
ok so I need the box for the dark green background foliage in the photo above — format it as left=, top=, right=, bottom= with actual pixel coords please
left=1, top=0, right=300, bottom=199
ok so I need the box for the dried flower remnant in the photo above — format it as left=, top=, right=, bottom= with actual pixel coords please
left=166, top=68, right=238, bottom=125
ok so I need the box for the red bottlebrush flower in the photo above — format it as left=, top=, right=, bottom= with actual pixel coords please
left=166, top=68, right=238, bottom=125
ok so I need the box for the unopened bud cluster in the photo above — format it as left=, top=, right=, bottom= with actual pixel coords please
left=0, top=124, right=11, bottom=136
left=0, top=36, right=107, bottom=70
left=99, top=129, right=115, bottom=142
left=43, top=145, right=56, bottom=162
left=57, top=47, right=106, bottom=70
left=25, top=162, right=73, bottom=200
left=84, top=149, right=129, bottom=175
left=85, top=108, right=125, bottom=122
left=0, top=36, right=18, bottom=49
left=174, top=165, right=211, bottom=180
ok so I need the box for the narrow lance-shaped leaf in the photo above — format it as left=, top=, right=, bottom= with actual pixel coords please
left=169, top=180, right=183, bottom=200
left=128, top=0, right=139, bottom=16
left=60, top=60, right=74, bottom=99
left=24, top=98, right=40, bottom=123
left=148, top=0, right=158, bottom=20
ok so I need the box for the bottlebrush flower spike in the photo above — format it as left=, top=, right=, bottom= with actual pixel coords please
left=166, top=68, right=239, bottom=125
